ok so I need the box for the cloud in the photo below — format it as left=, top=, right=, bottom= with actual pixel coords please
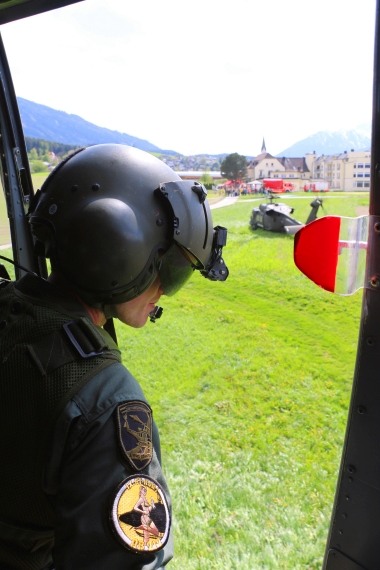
left=0, top=0, right=376, bottom=155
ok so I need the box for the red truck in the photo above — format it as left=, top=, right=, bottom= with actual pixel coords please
left=263, top=178, right=295, bottom=193
left=303, top=181, right=329, bottom=192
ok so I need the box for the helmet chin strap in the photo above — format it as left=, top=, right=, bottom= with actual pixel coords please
left=103, top=318, right=118, bottom=344
left=102, top=304, right=118, bottom=344
left=103, top=303, right=118, bottom=320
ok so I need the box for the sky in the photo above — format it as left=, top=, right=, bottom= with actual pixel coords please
left=0, top=0, right=377, bottom=156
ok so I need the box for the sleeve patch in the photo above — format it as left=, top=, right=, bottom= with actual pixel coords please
left=110, top=475, right=171, bottom=553
left=115, top=401, right=153, bottom=471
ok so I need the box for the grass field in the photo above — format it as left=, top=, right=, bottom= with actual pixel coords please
left=115, top=192, right=367, bottom=569
left=0, top=189, right=369, bottom=568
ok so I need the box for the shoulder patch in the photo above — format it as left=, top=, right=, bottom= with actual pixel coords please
left=110, top=475, right=171, bottom=553
left=116, top=401, right=153, bottom=470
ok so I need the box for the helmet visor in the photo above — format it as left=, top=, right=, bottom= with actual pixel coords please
left=159, top=243, right=197, bottom=296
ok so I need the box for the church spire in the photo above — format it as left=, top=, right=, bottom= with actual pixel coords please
left=261, top=137, right=266, bottom=153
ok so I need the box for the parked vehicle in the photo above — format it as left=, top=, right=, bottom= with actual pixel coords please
left=263, top=178, right=295, bottom=193
left=303, top=181, right=329, bottom=192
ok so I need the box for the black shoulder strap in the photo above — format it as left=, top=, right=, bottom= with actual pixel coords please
left=27, top=317, right=121, bottom=376
left=63, top=317, right=119, bottom=358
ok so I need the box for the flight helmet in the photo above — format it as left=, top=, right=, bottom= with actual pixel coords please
left=29, top=144, right=228, bottom=307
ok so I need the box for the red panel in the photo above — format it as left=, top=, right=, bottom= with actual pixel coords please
left=294, top=216, right=341, bottom=292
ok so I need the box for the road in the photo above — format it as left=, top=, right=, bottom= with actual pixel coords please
left=210, top=195, right=239, bottom=209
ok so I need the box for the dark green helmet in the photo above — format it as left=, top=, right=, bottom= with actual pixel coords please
left=29, top=144, right=228, bottom=306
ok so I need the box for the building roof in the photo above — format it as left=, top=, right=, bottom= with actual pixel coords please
left=278, top=156, right=310, bottom=173
left=247, top=152, right=276, bottom=167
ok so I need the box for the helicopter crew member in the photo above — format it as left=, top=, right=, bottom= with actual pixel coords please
left=0, top=144, right=229, bottom=569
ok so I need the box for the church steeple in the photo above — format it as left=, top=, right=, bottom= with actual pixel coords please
left=261, top=137, right=266, bottom=153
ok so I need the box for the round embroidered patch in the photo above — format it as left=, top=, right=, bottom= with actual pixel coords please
left=111, top=475, right=171, bottom=553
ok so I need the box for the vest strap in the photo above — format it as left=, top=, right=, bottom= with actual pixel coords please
left=26, top=317, right=120, bottom=376
left=63, top=317, right=112, bottom=358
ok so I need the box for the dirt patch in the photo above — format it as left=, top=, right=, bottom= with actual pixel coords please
left=357, top=206, right=369, bottom=216
left=0, top=223, right=10, bottom=246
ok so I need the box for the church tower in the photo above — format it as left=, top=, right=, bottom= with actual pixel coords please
left=261, top=137, right=266, bottom=153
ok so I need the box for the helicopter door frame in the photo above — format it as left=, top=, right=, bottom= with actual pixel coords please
left=323, top=1, right=380, bottom=568
left=0, top=31, right=44, bottom=278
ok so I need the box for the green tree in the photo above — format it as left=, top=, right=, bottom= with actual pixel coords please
left=200, top=172, right=214, bottom=190
left=29, top=148, right=39, bottom=161
left=30, top=160, right=48, bottom=174
left=220, top=153, right=247, bottom=183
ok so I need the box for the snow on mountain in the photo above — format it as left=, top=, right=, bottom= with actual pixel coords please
left=277, top=124, right=371, bottom=157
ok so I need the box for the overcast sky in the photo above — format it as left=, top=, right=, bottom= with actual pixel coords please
left=0, top=0, right=376, bottom=156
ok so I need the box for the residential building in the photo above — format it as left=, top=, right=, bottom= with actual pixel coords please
left=306, top=150, right=371, bottom=190
left=248, top=140, right=371, bottom=191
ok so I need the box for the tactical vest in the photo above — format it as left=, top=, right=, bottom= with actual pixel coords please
left=0, top=278, right=121, bottom=535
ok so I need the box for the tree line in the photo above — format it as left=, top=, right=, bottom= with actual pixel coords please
left=25, top=136, right=248, bottom=184
left=25, top=137, right=78, bottom=173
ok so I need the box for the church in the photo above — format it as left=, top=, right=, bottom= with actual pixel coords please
left=247, top=139, right=311, bottom=191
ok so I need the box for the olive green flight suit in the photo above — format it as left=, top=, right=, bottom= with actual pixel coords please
left=0, top=274, right=173, bottom=569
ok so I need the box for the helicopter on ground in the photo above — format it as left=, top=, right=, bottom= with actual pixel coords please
left=249, top=193, right=324, bottom=234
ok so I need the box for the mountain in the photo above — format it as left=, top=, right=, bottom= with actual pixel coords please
left=17, top=97, right=179, bottom=156
left=277, top=124, right=372, bottom=157
left=18, top=97, right=372, bottom=159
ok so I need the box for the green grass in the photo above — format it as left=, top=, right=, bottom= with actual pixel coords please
left=0, top=190, right=368, bottom=568
left=0, top=172, right=49, bottom=246
left=113, top=193, right=366, bottom=569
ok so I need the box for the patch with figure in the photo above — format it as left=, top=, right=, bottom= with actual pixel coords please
left=116, top=401, right=153, bottom=470
left=110, top=475, right=171, bottom=553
